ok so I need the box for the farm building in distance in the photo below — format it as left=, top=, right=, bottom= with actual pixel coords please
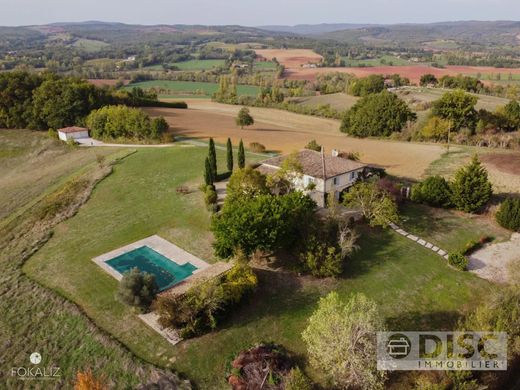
left=57, top=126, right=90, bottom=141
left=259, top=149, right=367, bottom=207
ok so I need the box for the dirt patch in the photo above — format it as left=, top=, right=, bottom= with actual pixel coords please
left=145, top=100, right=445, bottom=179
left=469, top=233, right=520, bottom=284
left=481, top=153, right=520, bottom=175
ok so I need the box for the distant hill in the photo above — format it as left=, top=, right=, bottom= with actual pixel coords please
left=257, top=23, right=376, bottom=35
left=318, top=21, right=520, bottom=48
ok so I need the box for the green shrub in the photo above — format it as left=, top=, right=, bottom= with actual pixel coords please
left=462, top=236, right=492, bottom=255
left=304, top=139, right=322, bottom=152
left=496, top=198, right=520, bottom=231
left=451, top=155, right=492, bottom=213
left=285, top=367, right=313, bottom=390
left=204, top=186, right=218, bottom=207
left=47, top=128, right=58, bottom=139
left=448, top=252, right=468, bottom=271
left=155, top=263, right=257, bottom=338
left=300, top=240, right=343, bottom=278
left=117, top=268, right=158, bottom=311
left=86, top=105, right=167, bottom=140
left=411, top=176, right=452, bottom=208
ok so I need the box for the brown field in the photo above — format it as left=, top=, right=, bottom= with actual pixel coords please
left=147, top=99, right=446, bottom=179
left=255, top=49, right=520, bottom=84
left=285, top=65, right=520, bottom=84
left=255, top=48, right=323, bottom=67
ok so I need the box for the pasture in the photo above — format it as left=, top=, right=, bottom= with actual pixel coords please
left=123, top=80, right=260, bottom=98
left=341, top=54, right=412, bottom=67
left=286, top=92, right=359, bottom=111
left=144, top=59, right=226, bottom=71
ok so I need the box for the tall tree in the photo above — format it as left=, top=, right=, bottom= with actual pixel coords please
left=343, top=182, right=398, bottom=227
left=238, top=139, right=245, bottom=169
left=208, top=138, right=217, bottom=181
left=340, top=91, right=416, bottom=137
left=226, top=138, right=233, bottom=172
left=432, top=89, right=478, bottom=131
left=451, top=155, right=492, bottom=213
left=236, top=107, right=254, bottom=129
left=302, top=292, right=386, bottom=390
left=204, top=157, right=213, bottom=186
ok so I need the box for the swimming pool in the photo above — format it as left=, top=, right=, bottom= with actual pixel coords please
left=106, top=246, right=198, bottom=291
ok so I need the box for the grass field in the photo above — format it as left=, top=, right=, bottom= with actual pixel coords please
left=144, top=59, right=226, bottom=71
left=286, top=92, right=359, bottom=111
left=124, top=80, right=260, bottom=99
left=72, top=38, right=109, bottom=52
left=394, top=86, right=511, bottom=111
left=254, top=60, right=277, bottom=70
left=341, top=55, right=412, bottom=67
left=21, top=137, right=501, bottom=388
left=0, top=130, right=118, bottom=220
left=0, top=136, right=184, bottom=388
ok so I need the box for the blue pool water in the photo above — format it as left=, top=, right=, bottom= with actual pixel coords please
left=106, top=246, right=197, bottom=291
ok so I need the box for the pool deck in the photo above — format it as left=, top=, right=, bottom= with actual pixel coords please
left=92, top=234, right=233, bottom=346
left=92, top=235, right=210, bottom=282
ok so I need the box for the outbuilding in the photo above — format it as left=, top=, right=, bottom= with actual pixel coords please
left=57, top=126, right=89, bottom=142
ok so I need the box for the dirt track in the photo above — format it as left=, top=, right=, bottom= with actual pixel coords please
left=146, top=100, right=445, bottom=179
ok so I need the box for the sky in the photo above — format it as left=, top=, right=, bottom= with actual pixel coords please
left=1, top=0, right=520, bottom=26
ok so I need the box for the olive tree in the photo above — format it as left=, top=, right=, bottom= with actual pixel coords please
left=302, top=292, right=386, bottom=389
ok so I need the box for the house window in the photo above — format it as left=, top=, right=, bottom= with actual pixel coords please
left=333, top=177, right=338, bottom=185
left=350, top=171, right=357, bottom=181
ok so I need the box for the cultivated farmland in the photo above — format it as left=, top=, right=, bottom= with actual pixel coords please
left=123, top=80, right=260, bottom=98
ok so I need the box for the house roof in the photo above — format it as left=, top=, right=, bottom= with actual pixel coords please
left=260, top=149, right=367, bottom=180
left=57, top=126, right=88, bottom=134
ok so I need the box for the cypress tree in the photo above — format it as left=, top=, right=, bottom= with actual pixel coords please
left=238, top=139, right=245, bottom=169
left=451, top=155, right=492, bottom=213
left=226, top=138, right=233, bottom=172
left=204, top=157, right=213, bottom=186
left=208, top=138, right=217, bottom=181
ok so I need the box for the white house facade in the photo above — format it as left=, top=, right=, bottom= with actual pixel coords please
left=259, top=149, right=367, bottom=207
left=58, top=127, right=90, bottom=142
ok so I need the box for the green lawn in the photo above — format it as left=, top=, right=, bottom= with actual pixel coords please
left=399, top=202, right=510, bottom=253
left=254, top=60, right=277, bottom=70
left=24, top=145, right=263, bottom=368
left=123, top=80, right=260, bottom=99
left=24, top=144, right=502, bottom=388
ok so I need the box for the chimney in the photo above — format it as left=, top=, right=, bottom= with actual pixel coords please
left=331, top=149, right=339, bottom=157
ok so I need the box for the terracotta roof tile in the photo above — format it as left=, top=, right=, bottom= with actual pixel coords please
left=260, top=149, right=366, bottom=180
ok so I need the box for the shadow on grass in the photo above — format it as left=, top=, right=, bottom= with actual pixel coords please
left=385, top=310, right=462, bottom=332
left=398, top=202, right=459, bottom=238
left=218, top=268, right=321, bottom=330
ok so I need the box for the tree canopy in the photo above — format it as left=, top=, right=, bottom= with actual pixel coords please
left=236, top=107, right=254, bottom=129
left=302, top=292, right=386, bottom=390
left=86, top=105, right=168, bottom=140
left=340, top=91, right=416, bottom=137
left=451, top=155, right=492, bottom=213
left=432, top=89, right=478, bottom=131
left=211, top=192, right=316, bottom=259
